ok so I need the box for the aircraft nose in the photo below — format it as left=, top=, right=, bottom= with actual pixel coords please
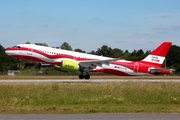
left=5, top=48, right=13, bottom=55
left=5, top=50, right=10, bottom=55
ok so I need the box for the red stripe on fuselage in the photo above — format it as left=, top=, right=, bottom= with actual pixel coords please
left=11, top=55, right=50, bottom=63
left=6, top=47, right=96, bottom=62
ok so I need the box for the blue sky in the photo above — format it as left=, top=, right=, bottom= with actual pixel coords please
left=0, top=0, right=180, bottom=52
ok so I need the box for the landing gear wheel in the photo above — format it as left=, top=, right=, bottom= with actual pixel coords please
left=85, top=74, right=90, bottom=79
left=79, top=74, right=84, bottom=79
left=79, top=70, right=90, bottom=79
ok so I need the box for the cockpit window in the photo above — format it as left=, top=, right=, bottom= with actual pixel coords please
left=12, top=46, right=21, bottom=49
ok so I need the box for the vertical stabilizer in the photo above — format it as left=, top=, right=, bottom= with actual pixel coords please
left=141, top=42, right=172, bottom=67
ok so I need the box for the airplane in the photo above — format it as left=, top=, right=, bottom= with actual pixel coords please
left=5, top=42, right=172, bottom=79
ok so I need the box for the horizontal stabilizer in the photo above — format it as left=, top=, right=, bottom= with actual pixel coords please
left=149, top=68, right=171, bottom=75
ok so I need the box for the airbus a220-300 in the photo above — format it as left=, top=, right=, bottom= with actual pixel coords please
left=5, top=42, right=172, bottom=79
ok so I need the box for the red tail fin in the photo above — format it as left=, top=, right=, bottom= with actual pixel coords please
left=141, top=42, right=172, bottom=67
left=150, top=42, right=172, bottom=57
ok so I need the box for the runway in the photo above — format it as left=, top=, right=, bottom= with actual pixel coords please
left=0, top=79, right=180, bottom=83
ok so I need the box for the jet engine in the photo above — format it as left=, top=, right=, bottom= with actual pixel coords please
left=55, top=59, right=79, bottom=72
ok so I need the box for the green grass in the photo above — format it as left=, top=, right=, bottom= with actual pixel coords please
left=0, top=82, right=180, bottom=113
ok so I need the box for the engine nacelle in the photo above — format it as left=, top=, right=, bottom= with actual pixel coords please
left=55, top=59, right=79, bottom=72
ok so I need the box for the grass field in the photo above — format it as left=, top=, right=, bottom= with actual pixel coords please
left=0, top=76, right=180, bottom=114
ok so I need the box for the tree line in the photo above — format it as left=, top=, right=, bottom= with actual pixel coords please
left=1, top=42, right=180, bottom=75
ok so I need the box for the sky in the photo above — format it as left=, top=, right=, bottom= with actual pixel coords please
left=0, top=0, right=180, bottom=52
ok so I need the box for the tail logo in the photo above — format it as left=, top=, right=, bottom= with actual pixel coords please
left=151, top=56, right=160, bottom=62
left=142, top=55, right=164, bottom=64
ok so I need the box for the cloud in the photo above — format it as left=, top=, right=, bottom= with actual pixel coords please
left=72, top=42, right=80, bottom=46
left=115, top=41, right=128, bottom=44
left=153, top=25, right=180, bottom=31
left=143, top=14, right=171, bottom=20
left=94, top=17, right=103, bottom=21
left=73, top=28, right=78, bottom=31
left=156, top=31, right=168, bottom=34
left=0, top=40, right=8, bottom=43
left=134, top=33, right=140, bottom=35
left=102, top=42, right=110, bottom=45
left=134, top=33, right=149, bottom=36
left=0, top=24, right=10, bottom=28
left=131, top=43, right=145, bottom=46
left=42, top=24, right=49, bottom=28
left=159, top=15, right=171, bottom=18
left=52, top=41, right=61, bottom=45
left=146, top=41, right=154, bottom=44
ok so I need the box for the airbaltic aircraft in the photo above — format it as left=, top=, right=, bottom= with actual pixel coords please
left=5, top=42, right=172, bottom=79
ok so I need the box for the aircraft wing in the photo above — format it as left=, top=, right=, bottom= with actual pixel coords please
left=79, top=58, right=118, bottom=70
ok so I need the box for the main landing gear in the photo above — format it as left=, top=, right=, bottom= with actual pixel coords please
left=79, top=72, right=90, bottom=79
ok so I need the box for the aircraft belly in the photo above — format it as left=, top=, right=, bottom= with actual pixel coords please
left=101, top=64, right=151, bottom=76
